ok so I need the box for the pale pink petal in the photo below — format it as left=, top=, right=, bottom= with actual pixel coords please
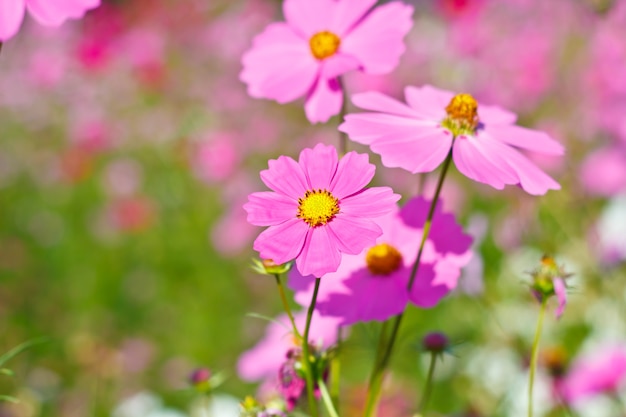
left=322, top=53, right=360, bottom=79
left=254, top=218, right=308, bottom=265
left=244, top=192, right=297, bottom=226
left=492, top=141, right=561, bottom=195
left=304, top=77, right=344, bottom=124
left=296, top=226, right=341, bottom=277
left=283, top=0, right=334, bottom=38
left=484, top=124, right=565, bottom=156
left=341, top=2, right=413, bottom=74
left=404, top=85, right=452, bottom=120
left=351, top=91, right=419, bottom=118
left=261, top=155, right=308, bottom=199
left=580, top=147, right=626, bottom=196
left=452, top=136, right=518, bottom=190
left=339, top=187, right=400, bottom=218
left=26, top=0, right=98, bottom=26
left=329, top=150, right=374, bottom=198
left=339, top=112, right=434, bottom=145
left=326, top=215, right=382, bottom=255
left=0, top=0, right=25, bottom=41
left=370, top=128, right=454, bottom=173
left=553, top=277, right=567, bottom=319
left=478, top=105, right=517, bottom=125
left=328, top=0, right=377, bottom=36
left=299, top=143, right=338, bottom=190
left=241, top=23, right=319, bottom=103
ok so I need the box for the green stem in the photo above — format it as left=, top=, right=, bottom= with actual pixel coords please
left=274, top=273, right=301, bottom=340
left=528, top=299, right=548, bottom=417
left=318, top=377, right=340, bottom=417
left=363, top=149, right=454, bottom=417
left=302, top=278, right=322, bottom=417
left=417, top=352, right=438, bottom=414
left=338, top=76, right=349, bottom=155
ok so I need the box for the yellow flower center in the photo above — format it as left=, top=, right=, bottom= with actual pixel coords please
left=309, top=31, right=341, bottom=60
left=365, top=243, right=403, bottom=276
left=441, top=93, right=479, bottom=136
left=297, top=189, right=340, bottom=227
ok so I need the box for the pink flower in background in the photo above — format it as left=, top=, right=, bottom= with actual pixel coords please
left=579, top=146, right=626, bottom=197
left=289, top=197, right=473, bottom=325
left=244, top=143, right=399, bottom=277
left=237, top=311, right=341, bottom=382
left=339, top=85, right=564, bottom=195
left=559, top=345, right=626, bottom=404
left=240, top=0, right=414, bottom=123
left=0, top=0, right=101, bottom=41
left=191, top=133, right=240, bottom=184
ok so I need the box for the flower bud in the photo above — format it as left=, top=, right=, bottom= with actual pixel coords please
left=422, top=332, right=450, bottom=354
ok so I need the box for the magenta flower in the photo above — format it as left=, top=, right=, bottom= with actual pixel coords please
left=339, top=85, right=565, bottom=195
left=240, top=0, right=414, bottom=124
left=237, top=311, right=341, bottom=382
left=558, top=345, right=626, bottom=404
left=244, top=143, right=400, bottom=278
left=0, top=0, right=100, bottom=41
left=289, top=196, right=473, bottom=325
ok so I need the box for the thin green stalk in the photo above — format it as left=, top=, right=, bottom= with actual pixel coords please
left=363, top=149, right=454, bottom=417
left=274, top=273, right=301, bottom=340
left=302, top=278, right=322, bottom=417
left=528, top=299, right=548, bottom=417
left=417, top=352, right=438, bottom=414
left=318, top=377, right=340, bottom=417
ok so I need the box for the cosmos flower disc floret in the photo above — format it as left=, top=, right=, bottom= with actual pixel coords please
left=244, top=143, right=400, bottom=278
left=339, top=85, right=565, bottom=195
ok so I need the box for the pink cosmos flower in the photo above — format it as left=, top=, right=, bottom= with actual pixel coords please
left=244, top=143, right=400, bottom=278
left=339, top=85, right=564, bottom=195
left=237, top=311, right=341, bottom=382
left=289, top=196, right=473, bottom=325
left=558, top=345, right=626, bottom=404
left=240, top=0, right=414, bottom=123
left=0, top=0, right=100, bottom=41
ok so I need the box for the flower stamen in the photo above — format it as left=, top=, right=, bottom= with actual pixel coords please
left=366, top=243, right=403, bottom=275
left=297, top=189, right=340, bottom=227
left=309, top=31, right=341, bottom=60
left=442, top=93, right=479, bottom=136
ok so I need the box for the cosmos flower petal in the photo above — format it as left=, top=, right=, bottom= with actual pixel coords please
left=240, top=23, right=318, bottom=103
left=371, top=129, right=453, bottom=173
left=0, top=0, right=25, bottom=41
left=341, top=2, right=414, bottom=74
left=329, top=151, right=374, bottom=198
left=339, top=112, right=434, bottom=145
left=404, top=85, right=452, bottom=120
left=328, top=0, right=377, bottom=35
left=408, top=263, right=453, bottom=308
left=340, top=188, right=400, bottom=218
left=282, top=0, right=333, bottom=38
left=478, top=105, right=518, bottom=125
left=322, top=53, right=360, bottom=79
left=299, top=143, right=338, bottom=190
left=26, top=0, right=98, bottom=26
left=493, top=143, right=561, bottom=195
left=485, top=124, right=565, bottom=155
left=327, top=215, right=382, bottom=255
left=453, top=136, right=517, bottom=189
left=351, top=91, right=419, bottom=118
left=253, top=218, right=308, bottom=265
left=244, top=192, right=297, bottom=226
left=553, top=277, right=567, bottom=319
left=296, top=226, right=341, bottom=277
left=261, top=155, right=308, bottom=199
left=305, top=77, right=344, bottom=124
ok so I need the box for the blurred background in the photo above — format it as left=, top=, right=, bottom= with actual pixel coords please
left=1, top=0, right=625, bottom=416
